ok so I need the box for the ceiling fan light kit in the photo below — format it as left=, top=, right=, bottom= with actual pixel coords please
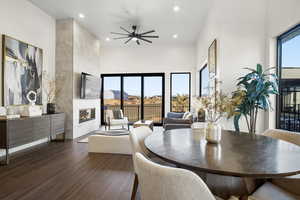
left=111, top=25, right=159, bottom=45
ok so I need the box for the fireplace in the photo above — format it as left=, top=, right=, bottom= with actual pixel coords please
left=79, top=108, right=96, bottom=123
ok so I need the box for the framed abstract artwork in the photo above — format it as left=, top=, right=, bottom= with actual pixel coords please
left=208, top=39, right=217, bottom=75
left=2, top=35, right=43, bottom=106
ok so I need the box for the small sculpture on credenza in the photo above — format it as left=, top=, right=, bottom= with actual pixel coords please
left=21, top=90, right=43, bottom=117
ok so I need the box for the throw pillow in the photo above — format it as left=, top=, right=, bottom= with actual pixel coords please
left=182, top=112, right=189, bottom=119
left=113, top=110, right=123, bottom=119
left=183, top=112, right=193, bottom=120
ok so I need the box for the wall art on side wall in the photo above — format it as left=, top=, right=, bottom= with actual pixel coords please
left=2, top=35, right=43, bottom=106
left=208, top=39, right=217, bottom=76
left=208, top=39, right=218, bottom=95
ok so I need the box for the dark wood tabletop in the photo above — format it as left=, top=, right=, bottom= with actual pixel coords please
left=144, top=129, right=300, bottom=178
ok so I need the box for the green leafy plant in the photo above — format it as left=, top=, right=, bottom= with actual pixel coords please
left=234, top=64, right=279, bottom=134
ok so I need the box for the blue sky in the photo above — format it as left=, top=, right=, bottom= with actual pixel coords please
left=282, top=34, right=300, bottom=67
left=103, top=74, right=189, bottom=97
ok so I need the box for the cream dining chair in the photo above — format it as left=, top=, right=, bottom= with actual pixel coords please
left=134, top=152, right=223, bottom=200
left=129, top=126, right=153, bottom=200
left=249, top=129, right=300, bottom=199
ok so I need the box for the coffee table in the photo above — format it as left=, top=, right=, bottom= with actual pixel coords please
left=133, top=120, right=154, bottom=131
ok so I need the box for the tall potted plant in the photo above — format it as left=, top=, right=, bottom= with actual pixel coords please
left=233, top=64, right=279, bottom=134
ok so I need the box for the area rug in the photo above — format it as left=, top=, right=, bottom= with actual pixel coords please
left=78, top=129, right=130, bottom=143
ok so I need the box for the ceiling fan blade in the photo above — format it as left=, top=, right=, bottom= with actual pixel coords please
left=120, top=26, right=131, bottom=34
left=139, top=37, right=152, bottom=43
left=113, top=36, right=130, bottom=40
left=136, top=40, right=140, bottom=45
left=111, top=32, right=129, bottom=36
left=125, top=37, right=133, bottom=44
left=140, top=30, right=155, bottom=35
left=141, top=35, right=159, bottom=38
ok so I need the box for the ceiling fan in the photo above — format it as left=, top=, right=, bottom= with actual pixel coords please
left=111, top=25, right=159, bottom=45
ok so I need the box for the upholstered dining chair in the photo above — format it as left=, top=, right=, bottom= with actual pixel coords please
left=129, top=126, right=153, bottom=200
left=262, top=128, right=300, bottom=146
left=249, top=129, right=300, bottom=199
left=134, top=152, right=223, bottom=200
left=104, top=109, right=129, bottom=130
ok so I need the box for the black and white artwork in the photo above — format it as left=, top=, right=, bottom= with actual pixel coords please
left=2, top=35, right=43, bottom=106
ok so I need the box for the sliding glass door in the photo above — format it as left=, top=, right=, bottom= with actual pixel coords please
left=102, top=76, right=121, bottom=111
left=101, top=73, right=165, bottom=125
left=123, top=76, right=142, bottom=122
left=144, top=76, right=164, bottom=123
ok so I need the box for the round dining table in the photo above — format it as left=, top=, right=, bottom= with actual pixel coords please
left=144, top=128, right=300, bottom=198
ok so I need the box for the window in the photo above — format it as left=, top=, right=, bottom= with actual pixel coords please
left=277, top=24, right=300, bottom=132
left=101, top=73, right=165, bottom=125
left=170, top=73, right=191, bottom=112
left=199, top=64, right=209, bottom=97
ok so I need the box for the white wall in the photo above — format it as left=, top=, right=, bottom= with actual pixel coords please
left=196, top=0, right=300, bottom=133
left=100, top=45, right=196, bottom=114
left=196, top=0, right=267, bottom=133
left=0, top=0, right=56, bottom=155
left=0, top=0, right=56, bottom=108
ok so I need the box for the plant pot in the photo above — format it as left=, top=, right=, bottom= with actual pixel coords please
left=205, top=122, right=222, bottom=144
left=47, top=103, right=56, bottom=114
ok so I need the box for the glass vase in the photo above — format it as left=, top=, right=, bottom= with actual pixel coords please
left=205, top=122, right=222, bottom=144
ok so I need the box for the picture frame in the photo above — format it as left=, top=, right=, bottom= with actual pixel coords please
left=2, top=35, right=43, bottom=106
left=208, top=39, right=217, bottom=76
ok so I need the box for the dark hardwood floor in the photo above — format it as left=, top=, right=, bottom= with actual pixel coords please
left=0, top=141, right=137, bottom=200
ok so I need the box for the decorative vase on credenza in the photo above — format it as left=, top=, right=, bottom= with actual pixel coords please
left=47, top=103, right=56, bottom=114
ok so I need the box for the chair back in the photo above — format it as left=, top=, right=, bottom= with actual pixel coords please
left=262, top=129, right=300, bottom=146
left=129, top=127, right=152, bottom=172
left=134, top=152, right=216, bottom=200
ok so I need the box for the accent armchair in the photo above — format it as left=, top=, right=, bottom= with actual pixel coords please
left=104, top=109, right=129, bottom=130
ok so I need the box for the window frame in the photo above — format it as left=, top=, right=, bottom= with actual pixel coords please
left=101, top=73, right=165, bottom=125
left=170, top=72, right=191, bottom=113
left=276, top=24, right=300, bottom=129
left=199, top=64, right=209, bottom=97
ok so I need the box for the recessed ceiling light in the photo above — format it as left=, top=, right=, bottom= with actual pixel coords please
left=105, top=37, right=110, bottom=42
left=173, top=5, right=180, bottom=12
left=173, top=34, right=178, bottom=39
left=78, top=13, right=85, bottom=19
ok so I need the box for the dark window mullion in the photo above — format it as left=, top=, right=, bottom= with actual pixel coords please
left=121, top=76, right=124, bottom=113
left=141, top=76, right=144, bottom=121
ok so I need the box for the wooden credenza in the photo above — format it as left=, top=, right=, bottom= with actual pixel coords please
left=0, top=113, right=65, bottom=165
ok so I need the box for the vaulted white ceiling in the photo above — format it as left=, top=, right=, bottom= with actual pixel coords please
left=29, top=0, right=210, bottom=46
